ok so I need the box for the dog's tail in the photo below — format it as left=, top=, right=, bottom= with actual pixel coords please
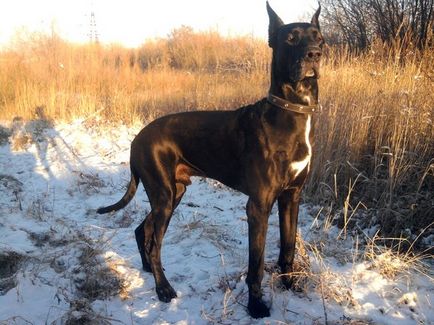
left=97, top=169, right=139, bottom=214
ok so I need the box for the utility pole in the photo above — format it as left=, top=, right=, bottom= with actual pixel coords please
left=88, top=11, right=99, bottom=43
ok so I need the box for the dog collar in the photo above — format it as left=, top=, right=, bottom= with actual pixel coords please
left=267, top=94, right=318, bottom=114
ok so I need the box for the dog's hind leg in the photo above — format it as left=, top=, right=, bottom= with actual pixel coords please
left=135, top=182, right=186, bottom=273
left=135, top=215, right=153, bottom=272
left=146, top=185, right=178, bottom=302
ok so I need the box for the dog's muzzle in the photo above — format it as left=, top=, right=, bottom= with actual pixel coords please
left=305, top=46, right=322, bottom=62
left=304, top=46, right=322, bottom=78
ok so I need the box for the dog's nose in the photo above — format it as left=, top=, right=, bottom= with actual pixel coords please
left=306, top=48, right=322, bottom=61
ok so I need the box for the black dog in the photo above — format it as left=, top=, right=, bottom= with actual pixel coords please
left=98, top=2, right=323, bottom=318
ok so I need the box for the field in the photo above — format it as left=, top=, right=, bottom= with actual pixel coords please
left=0, top=29, right=433, bottom=324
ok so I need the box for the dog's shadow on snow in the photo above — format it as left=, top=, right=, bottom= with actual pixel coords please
left=10, top=107, right=88, bottom=181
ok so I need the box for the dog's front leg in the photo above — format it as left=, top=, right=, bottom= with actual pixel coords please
left=245, top=198, right=272, bottom=318
left=277, top=188, right=301, bottom=290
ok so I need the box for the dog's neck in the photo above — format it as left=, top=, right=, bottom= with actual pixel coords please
left=269, top=79, right=318, bottom=107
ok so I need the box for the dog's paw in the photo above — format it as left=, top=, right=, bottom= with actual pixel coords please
left=281, top=274, right=303, bottom=292
left=156, top=284, right=177, bottom=302
left=248, top=297, right=270, bottom=318
left=281, top=273, right=293, bottom=290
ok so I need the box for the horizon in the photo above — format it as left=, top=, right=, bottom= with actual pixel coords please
left=1, top=0, right=318, bottom=48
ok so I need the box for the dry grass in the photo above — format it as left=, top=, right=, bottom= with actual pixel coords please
left=73, top=171, right=106, bottom=195
left=73, top=233, right=127, bottom=302
left=364, top=229, right=434, bottom=280
left=306, top=44, right=434, bottom=240
left=0, top=31, right=268, bottom=123
left=0, top=29, right=432, bottom=242
left=272, top=234, right=358, bottom=309
left=271, top=230, right=432, bottom=323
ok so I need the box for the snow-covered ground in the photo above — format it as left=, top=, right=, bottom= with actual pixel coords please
left=0, top=118, right=432, bottom=324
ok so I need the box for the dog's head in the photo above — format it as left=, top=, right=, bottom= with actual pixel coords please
left=267, top=2, right=323, bottom=85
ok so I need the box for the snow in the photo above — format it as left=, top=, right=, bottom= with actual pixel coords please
left=0, top=119, right=433, bottom=324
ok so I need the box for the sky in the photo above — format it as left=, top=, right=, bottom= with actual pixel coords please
left=0, top=0, right=318, bottom=48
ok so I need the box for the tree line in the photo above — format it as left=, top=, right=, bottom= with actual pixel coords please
left=321, top=0, right=434, bottom=51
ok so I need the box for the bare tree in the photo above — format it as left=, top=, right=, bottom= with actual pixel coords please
left=322, top=0, right=434, bottom=50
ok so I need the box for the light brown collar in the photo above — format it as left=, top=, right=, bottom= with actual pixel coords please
left=267, top=93, right=318, bottom=114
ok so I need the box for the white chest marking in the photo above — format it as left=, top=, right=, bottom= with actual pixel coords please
left=290, top=115, right=312, bottom=177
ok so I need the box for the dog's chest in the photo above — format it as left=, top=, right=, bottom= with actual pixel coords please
left=269, top=115, right=312, bottom=182
left=289, top=115, right=312, bottom=177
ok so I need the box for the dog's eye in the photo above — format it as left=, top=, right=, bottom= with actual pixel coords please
left=287, top=33, right=297, bottom=44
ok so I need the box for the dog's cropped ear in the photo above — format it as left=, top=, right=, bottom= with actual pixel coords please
left=311, top=5, right=321, bottom=29
left=266, top=1, right=284, bottom=48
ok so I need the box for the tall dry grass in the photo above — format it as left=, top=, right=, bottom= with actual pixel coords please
left=0, top=29, right=269, bottom=123
left=307, top=44, right=433, bottom=239
left=0, top=29, right=432, bottom=243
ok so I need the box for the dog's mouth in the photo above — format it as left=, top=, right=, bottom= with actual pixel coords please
left=303, top=65, right=320, bottom=79
left=288, top=64, right=321, bottom=83
left=305, top=69, right=315, bottom=77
